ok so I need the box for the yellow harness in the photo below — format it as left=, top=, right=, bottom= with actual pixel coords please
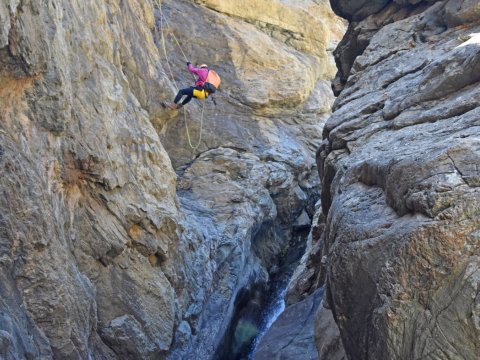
left=193, top=88, right=208, bottom=100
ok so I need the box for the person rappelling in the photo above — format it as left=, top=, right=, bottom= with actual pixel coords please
left=165, top=62, right=221, bottom=110
left=157, top=1, right=221, bottom=150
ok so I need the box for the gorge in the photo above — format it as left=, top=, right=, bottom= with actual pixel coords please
left=0, top=0, right=479, bottom=359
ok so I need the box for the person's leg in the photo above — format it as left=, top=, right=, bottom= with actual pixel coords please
left=174, top=88, right=191, bottom=104
left=166, top=87, right=197, bottom=110
left=178, top=87, right=195, bottom=106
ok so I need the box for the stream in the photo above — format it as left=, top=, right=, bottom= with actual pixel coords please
left=217, top=216, right=312, bottom=360
left=247, top=283, right=287, bottom=359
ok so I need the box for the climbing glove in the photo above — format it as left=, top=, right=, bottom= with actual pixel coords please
left=187, top=61, right=191, bottom=66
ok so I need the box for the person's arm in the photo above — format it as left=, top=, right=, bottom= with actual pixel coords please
left=187, top=62, right=202, bottom=76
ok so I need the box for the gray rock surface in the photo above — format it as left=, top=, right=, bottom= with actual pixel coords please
left=329, top=0, right=441, bottom=22
left=254, top=289, right=324, bottom=360
left=331, top=0, right=439, bottom=95
left=100, top=315, right=160, bottom=359
left=314, top=305, right=346, bottom=360
left=318, top=0, right=480, bottom=359
left=329, top=0, right=390, bottom=22
left=0, top=0, right=344, bottom=358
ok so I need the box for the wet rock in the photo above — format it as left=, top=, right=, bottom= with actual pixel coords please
left=254, top=289, right=324, bottom=360
left=171, top=147, right=316, bottom=358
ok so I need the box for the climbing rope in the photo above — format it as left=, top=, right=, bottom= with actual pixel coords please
left=157, top=0, right=204, bottom=151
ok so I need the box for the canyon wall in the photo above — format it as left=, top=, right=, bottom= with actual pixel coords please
left=276, top=0, right=480, bottom=359
left=0, top=0, right=343, bottom=358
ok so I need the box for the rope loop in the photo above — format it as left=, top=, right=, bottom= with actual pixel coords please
left=158, top=0, right=203, bottom=151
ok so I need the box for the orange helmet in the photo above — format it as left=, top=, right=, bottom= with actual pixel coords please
left=200, top=64, right=208, bottom=68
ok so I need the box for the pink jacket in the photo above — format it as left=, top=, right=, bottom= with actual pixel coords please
left=188, top=63, right=209, bottom=87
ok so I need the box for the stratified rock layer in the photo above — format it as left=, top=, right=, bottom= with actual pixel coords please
left=317, top=0, right=480, bottom=359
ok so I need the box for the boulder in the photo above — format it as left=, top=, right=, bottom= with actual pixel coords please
left=330, top=0, right=390, bottom=21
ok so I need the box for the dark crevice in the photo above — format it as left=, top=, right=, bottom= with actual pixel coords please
left=214, top=223, right=311, bottom=360
left=98, top=257, right=108, bottom=267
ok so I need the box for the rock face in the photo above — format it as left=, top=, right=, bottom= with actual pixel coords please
left=1, top=1, right=179, bottom=358
left=254, top=288, right=324, bottom=360
left=0, top=0, right=344, bottom=359
left=313, top=0, right=480, bottom=359
left=314, top=305, right=346, bottom=360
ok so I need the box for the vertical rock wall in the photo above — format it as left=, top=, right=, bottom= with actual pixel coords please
left=303, top=0, right=480, bottom=359
left=1, top=1, right=181, bottom=358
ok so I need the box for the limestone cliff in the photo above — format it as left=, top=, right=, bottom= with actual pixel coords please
left=0, top=0, right=343, bottom=359
left=277, top=0, right=480, bottom=359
